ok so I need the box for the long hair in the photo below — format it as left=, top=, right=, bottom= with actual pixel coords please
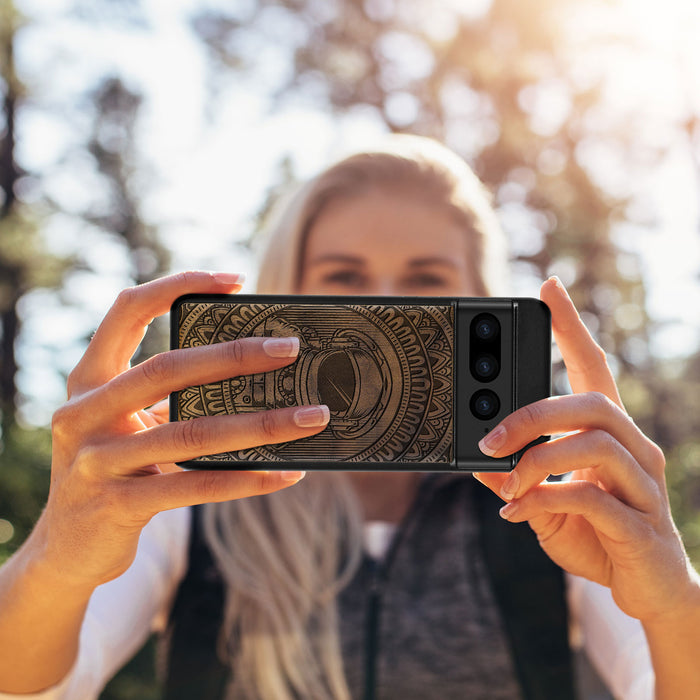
left=256, top=134, right=507, bottom=295
left=202, top=135, right=508, bottom=699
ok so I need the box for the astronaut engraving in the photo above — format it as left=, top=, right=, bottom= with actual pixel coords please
left=176, top=301, right=454, bottom=464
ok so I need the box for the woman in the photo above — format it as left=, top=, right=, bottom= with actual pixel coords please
left=0, top=136, right=698, bottom=700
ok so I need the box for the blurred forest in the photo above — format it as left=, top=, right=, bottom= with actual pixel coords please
left=1, top=0, right=700, bottom=697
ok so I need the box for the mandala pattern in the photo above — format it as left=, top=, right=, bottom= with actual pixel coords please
left=176, top=301, right=454, bottom=464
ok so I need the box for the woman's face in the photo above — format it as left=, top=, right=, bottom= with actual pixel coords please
left=298, top=190, right=478, bottom=296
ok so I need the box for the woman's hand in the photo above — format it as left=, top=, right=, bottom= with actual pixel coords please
left=474, top=277, right=699, bottom=625
left=39, top=271, right=329, bottom=590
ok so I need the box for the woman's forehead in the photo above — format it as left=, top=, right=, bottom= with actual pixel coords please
left=303, top=192, right=470, bottom=259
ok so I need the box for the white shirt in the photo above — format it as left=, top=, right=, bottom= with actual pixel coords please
left=0, top=507, right=654, bottom=700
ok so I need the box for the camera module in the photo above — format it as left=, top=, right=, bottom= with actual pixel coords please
left=470, top=390, right=500, bottom=421
left=473, top=313, right=500, bottom=341
left=473, top=353, right=499, bottom=382
left=470, top=313, right=501, bottom=382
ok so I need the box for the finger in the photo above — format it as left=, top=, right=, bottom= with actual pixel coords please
left=499, top=480, right=642, bottom=545
left=70, top=271, right=244, bottom=393
left=124, top=468, right=307, bottom=517
left=472, top=472, right=512, bottom=507
left=145, top=399, right=170, bottom=426
left=89, top=405, right=330, bottom=475
left=478, top=393, right=665, bottom=480
left=138, top=401, right=170, bottom=430
left=497, top=429, right=659, bottom=512
left=540, top=277, right=623, bottom=408
left=86, top=336, right=300, bottom=420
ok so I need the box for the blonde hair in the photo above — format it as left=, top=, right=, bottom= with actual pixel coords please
left=203, top=475, right=363, bottom=700
left=203, top=135, right=508, bottom=699
left=256, top=134, right=508, bottom=296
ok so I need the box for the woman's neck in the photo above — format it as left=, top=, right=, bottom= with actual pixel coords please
left=346, top=472, right=422, bottom=523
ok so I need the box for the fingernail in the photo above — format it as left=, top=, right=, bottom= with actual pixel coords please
left=281, top=470, right=306, bottom=483
left=548, top=275, right=570, bottom=297
left=499, top=501, right=519, bottom=520
left=500, top=470, right=520, bottom=500
left=479, top=425, right=506, bottom=456
left=294, top=405, right=330, bottom=428
left=263, top=337, right=300, bottom=358
left=212, top=272, right=246, bottom=285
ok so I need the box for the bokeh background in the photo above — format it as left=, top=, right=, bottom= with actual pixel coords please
left=1, top=0, right=700, bottom=697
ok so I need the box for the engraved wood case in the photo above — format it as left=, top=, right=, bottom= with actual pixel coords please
left=170, top=294, right=551, bottom=471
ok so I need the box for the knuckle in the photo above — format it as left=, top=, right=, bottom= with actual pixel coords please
left=586, top=391, right=616, bottom=415
left=173, top=270, right=200, bottom=288
left=644, top=481, right=665, bottom=518
left=113, top=285, right=139, bottom=314
left=521, top=442, right=547, bottom=475
left=255, top=411, right=280, bottom=443
left=574, top=480, right=601, bottom=510
left=113, top=285, right=152, bottom=329
left=177, top=419, right=210, bottom=453
left=66, top=368, right=83, bottom=396
left=197, top=471, right=224, bottom=501
left=220, top=338, right=246, bottom=366
left=578, top=343, right=609, bottom=375
left=249, top=471, right=278, bottom=494
left=140, top=352, right=176, bottom=386
left=520, top=401, right=545, bottom=431
left=645, top=440, right=666, bottom=474
left=592, top=343, right=608, bottom=366
left=72, top=445, right=102, bottom=479
left=52, top=401, right=81, bottom=439
left=590, top=428, right=618, bottom=458
left=534, top=513, right=567, bottom=546
left=51, top=405, right=68, bottom=436
left=171, top=270, right=190, bottom=287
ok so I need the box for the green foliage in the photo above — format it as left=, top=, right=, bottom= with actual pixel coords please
left=0, top=420, right=51, bottom=564
left=668, top=446, right=700, bottom=567
left=662, top=358, right=700, bottom=568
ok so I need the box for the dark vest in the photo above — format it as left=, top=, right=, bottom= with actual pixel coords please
left=161, top=478, right=576, bottom=700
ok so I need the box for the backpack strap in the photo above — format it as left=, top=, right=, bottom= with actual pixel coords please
left=473, top=483, right=578, bottom=700
left=161, top=504, right=229, bottom=700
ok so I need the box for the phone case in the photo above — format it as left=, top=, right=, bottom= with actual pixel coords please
left=170, top=294, right=551, bottom=471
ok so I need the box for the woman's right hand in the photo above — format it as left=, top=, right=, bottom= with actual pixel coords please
left=39, top=271, right=328, bottom=590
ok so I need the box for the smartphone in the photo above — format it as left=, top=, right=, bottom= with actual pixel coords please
left=169, top=294, right=551, bottom=471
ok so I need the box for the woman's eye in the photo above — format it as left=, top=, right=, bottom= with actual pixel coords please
left=405, top=274, right=449, bottom=289
left=322, top=270, right=367, bottom=287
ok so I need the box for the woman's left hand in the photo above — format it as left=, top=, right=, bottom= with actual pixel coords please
left=474, top=277, right=698, bottom=625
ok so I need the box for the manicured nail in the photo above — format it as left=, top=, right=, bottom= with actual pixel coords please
left=499, top=501, right=519, bottom=520
left=263, top=337, right=300, bottom=358
left=294, top=405, right=330, bottom=428
left=479, top=425, right=506, bottom=456
left=281, top=471, right=306, bottom=483
left=500, top=470, right=520, bottom=500
left=212, top=272, right=246, bottom=285
left=548, top=275, right=570, bottom=298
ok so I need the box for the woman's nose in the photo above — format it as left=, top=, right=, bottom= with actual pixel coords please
left=368, top=279, right=399, bottom=296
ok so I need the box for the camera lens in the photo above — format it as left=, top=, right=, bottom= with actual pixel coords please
left=470, top=390, right=500, bottom=421
left=473, top=354, right=499, bottom=382
left=473, top=314, right=500, bottom=341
